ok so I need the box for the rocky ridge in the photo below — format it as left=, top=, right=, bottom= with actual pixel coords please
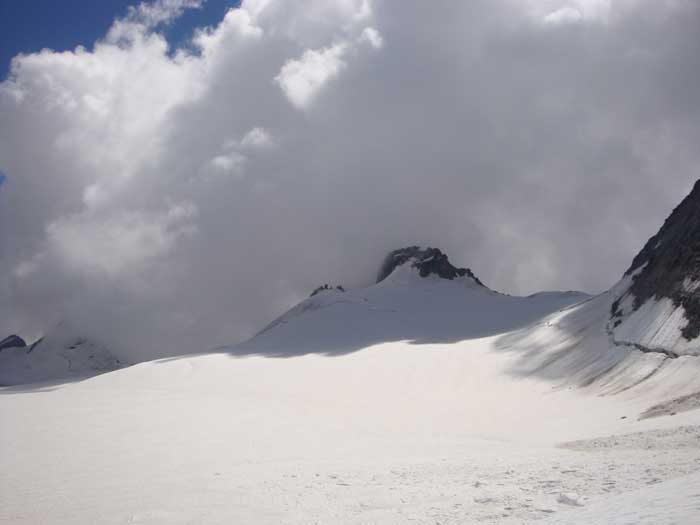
left=376, top=246, right=484, bottom=285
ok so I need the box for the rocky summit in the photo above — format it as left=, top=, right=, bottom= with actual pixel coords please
left=0, top=335, right=26, bottom=351
left=310, top=284, right=346, bottom=297
left=615, top=180, right=700, bottom=340
left=376, top=246, right=484, bottom=285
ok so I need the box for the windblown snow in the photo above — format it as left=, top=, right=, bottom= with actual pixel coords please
left=2, top=260, right=700, bottom=524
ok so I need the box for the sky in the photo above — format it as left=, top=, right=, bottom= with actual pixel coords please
left=1, top=0, right=699, bottom=361
left=0, top=0, right=240, bottom=79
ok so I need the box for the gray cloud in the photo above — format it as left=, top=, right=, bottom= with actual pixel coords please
left=1, top=0, right=699, bottom=360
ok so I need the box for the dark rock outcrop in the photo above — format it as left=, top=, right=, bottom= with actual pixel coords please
left=619, top=180, right=700, bottom=339
left=0, top=335, right=26, bottom=352
left=310, top=284, right=345, bottom=297
left=376, top=246, right=484, bottom=285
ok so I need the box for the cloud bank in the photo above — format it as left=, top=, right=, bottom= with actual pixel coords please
left=1, top=0, right=699, bottom=360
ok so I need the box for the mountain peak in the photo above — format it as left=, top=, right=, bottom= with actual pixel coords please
left=611, top=179, right=700, bottom=354
left=0, top=334, right=26, bottom=351
left=376, top=246, right=484, bottom=285
left=621, top=180, right=700, bottom=337
left=310, top=284, right=345, bottom=297
left=625, top=179, right=700, bottom=279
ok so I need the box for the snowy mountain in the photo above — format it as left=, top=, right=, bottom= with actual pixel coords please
left=241, top=248, right=587, bottom=358
left=376, top=246, right=485, bottom=284
left=0, top=323, right=122, bottom=386
left=237, top=237, right=700, bottom=404
left=3, top=190, right=700, bottom=523
left=610, top=180, right=700, bottom=357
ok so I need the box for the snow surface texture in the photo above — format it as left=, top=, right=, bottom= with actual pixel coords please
left=613, top=293, right=700, bottom=357
left=0, top=323, right=122, bottom=386
left=2, top=262, right=700, bottom=523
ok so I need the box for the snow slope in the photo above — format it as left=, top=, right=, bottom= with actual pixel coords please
left=2, top=262, right=700, bottom=524
left=244, top=264, right=588, bottom=357
left=613, top=292, right=700, bottom=356
left=496, top=279, right=700, bottom=402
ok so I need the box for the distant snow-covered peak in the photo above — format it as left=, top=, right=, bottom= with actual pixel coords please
left=376, top=246, right=485, bottom=286
left=0, top=322, right=123, bottom=386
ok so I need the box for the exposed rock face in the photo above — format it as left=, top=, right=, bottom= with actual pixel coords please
left=0, top=335, right=26, bottom=351
left=310, top=284, right=345, bottom=297
left=376, top=246, right=484, bottom=285
left=615, top=180, right=700, bottom=340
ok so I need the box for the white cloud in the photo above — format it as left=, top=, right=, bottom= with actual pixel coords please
left=194, top=7, right=263, bottom=56
left=354, top=0, right=372, bottom=21
left=543, top=7, right=583, bottom=25
left=107, top=0, right=204, bottom=44
left=533, top=0, right=613, bottom=25
left=360, top=27, right=383, bottom=49
left=129, top=0, right=204, bottom=27
left=208, top=152, right=247, bottom=177
left=275, top=43, right=348, bottom=109
left=247, top=0, right=372, bottom=46
left=241, top=127, right=274, bottom=148
left=18, top=203, right=198, bottom=280
left=1, top=0, right=698, bottom=360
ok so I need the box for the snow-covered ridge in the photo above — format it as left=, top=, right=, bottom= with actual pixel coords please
left=239, top=241, right=700, bottom=406
left=610, top=180, right=700, bottom=356
left=238, top=258, right=588, bottom=358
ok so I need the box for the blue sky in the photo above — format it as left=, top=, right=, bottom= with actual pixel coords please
left=0, top=0, right=240, bottom=80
